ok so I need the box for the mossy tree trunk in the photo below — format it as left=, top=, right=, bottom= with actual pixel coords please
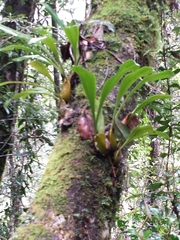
left=12, top=0, right=167, bottom=239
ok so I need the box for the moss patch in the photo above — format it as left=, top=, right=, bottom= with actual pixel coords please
left=91, top=0, right=161, bottom=60
left=12, top=223, right=52, bottom=240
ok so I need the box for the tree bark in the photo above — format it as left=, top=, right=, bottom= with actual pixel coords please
left=11, top=0, right=165, bottom=239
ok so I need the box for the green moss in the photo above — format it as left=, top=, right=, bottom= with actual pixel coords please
left=75, top=83, right=86, bottom=99
left=12, top=223, right=52, bottom=240
left=30, top=136, right=94, bottom=221
left=91, top=0, right=161, bottom=57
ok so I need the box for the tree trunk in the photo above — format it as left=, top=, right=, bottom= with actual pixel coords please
left=11, top=0, right=166, bottom=239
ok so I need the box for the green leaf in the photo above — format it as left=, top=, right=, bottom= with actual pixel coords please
left=0, top=44, right=39, bottom=54
left=133, top=94, right=171, bottom=114
left=12, top=55, right=50, bottom=64
left=114, top=66, right=153, bottom=118
left=144, top=230, right=152, bottom=239
left=151, top=131, right=169, bottom=139
left=64, top=25, right=80, bottom=65
left=169, top=233, right=180, bottom=240
left=42, top=3, right=65, bottom=28
left=120, top=70, right=174, bottom=112
left=120, top=125, right=154, bottom=149
left=12, top=87, right=54, bottom=99
left=95, top=99, right=105, bottom=134
left=148, top=182, right=163, bottom=190
left=42, top=36, right=60, bottom=61
left=28, top=36, right=47, bottom=45
left=0, top=81, right=40, bottom=87
left=97, top=59, right=139, bottom=126
left=30, top=61, right=54, bottom=83
left=114, top=117, right=130, bottom=140
left=72, top=66, right=96, bottom=128
left=120, top=125, right=169, bottom=149
left=0, top=24, right=30, bottom=40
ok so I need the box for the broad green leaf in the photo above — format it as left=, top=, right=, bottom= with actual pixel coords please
left=12, top=55, right=50, bottom=64
left=72, top=66, right=96, bottom=127
left=133, top=94, right=171, bottom=114
left=114, top=117, right=130, bottom=140
left=42, top=3, right=65, bottom=28
left=148, top=182, right=163, bottom=190
left=0, top=44, right=40, bottom=54
left=30, top=61, right=54, bottom=83
left=127, top=229, right=140, bottom=237
left=42, top=36, right=60, bottom=61
left=0, top=81, right=40, bottom=87
left=95, top=99, right=105, bottom=134
left=120, top=125, right=154, bottom=149
left=97, top=60, right=140, bottom=126
left=64, top=25, right=80, bottom=65
left=28, top=36, right=47, bottom=44
left=149, top=104, right=162, bottom=115
left=144, top=230, right=152, bottom=239
left=12, top=87, right=54, bottom=99
left=120, top=125, right=169, bottom=149
left=0, top=44, right=58, bottom=70
left=169, top=234, right=179, bottom=240
left=0, top=24, right=30, bottom=40
left=119, top=70, right=174, bottom=112
left=117, top=66, right=152, bottom=102
left=113, top=66, right=152, bottom=122
left=150, top=207, right=162, bottom=216
left=150, top=131, right=169, bottom=139
left=37, top=43, right=65, bottom=77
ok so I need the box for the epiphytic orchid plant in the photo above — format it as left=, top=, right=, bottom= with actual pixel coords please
left=72, top=63, right=173, bottom=156
left=0, top=4, right=174, bottom=159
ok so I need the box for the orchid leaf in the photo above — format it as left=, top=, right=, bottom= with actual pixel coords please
left=42, top=36, right=60, bottom=61
left=0, top=44, right=39, bottom=54
left=28, top=36, right=47, bottom=44
left=64, top=25, right=80, bottom=65
left=95, top=98, right=105, bottom=134
left=12, top=87, right=54, bottom=99
left=12, top=55, right=50, bottom=64
left=97, top=59, right=139, bottom=125
left=114, top=117, right=130, bottom=141
left=72, top=66, right=96, bottom=128
left=120, top=125, right=169, bottom=149
left=133, top=94, right=171, bottom=114
left=30, top=61, right=54, bottom=83
left=42, top=3, right=65, bottom=28
left=120, top=125, right=154, bottom=149
left=120, top=70, right=175, bottom=111
left=0, top=24, right=30, bottom=40
left=113, top=66, right=153, bottom=124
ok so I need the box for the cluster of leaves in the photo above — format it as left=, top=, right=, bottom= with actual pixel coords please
left=73, top=62, right=173, bottom=156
